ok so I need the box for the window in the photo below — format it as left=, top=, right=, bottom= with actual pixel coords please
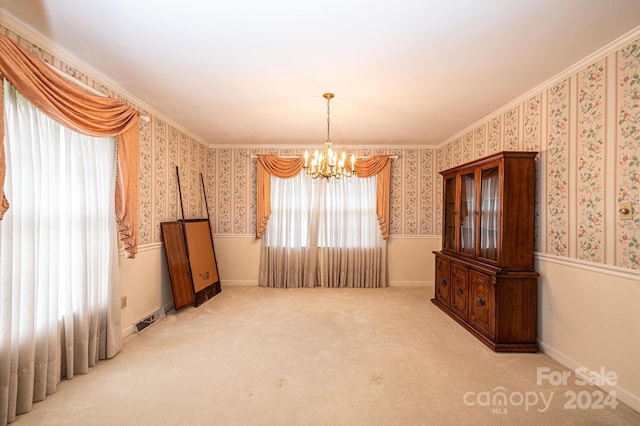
left=264, top=173, right=380, bottom=248
left=259, top=172, right=386, bottom=288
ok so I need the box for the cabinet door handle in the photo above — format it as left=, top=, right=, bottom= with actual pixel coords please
left=441, top=278, right=447, bottom=287
left=457, top=286, right=463, bottom=295
left=477, top=296, right=485, bottom=306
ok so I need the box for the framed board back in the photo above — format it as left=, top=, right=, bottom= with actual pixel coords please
left=183, top=220, right=219, bottom=292
left=161, top=219, right=221, bottom=310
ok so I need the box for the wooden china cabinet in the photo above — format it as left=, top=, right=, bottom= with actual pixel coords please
left=432, top=151, right=539, bottom=352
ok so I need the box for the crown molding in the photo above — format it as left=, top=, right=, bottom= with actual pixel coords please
left=206, top=144, right=437, bottom=150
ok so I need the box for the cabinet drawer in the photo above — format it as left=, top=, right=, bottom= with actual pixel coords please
left=435, top=257, right=451, bottom=306
left=450, top=263, right=469, bottom=319
left=469, top=270, right=495, bottom=338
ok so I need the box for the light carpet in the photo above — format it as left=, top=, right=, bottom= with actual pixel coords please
left=13, top=286, right=640, bottom=425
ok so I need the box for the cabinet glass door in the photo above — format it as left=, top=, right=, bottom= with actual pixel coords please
left=459, top=172, right=475, bottom=255
left=479, top=167, right=499, bottom=260
left=443, top=177, right=456, bottom=250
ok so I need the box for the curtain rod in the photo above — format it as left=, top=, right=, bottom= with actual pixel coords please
left=249, top=154, right=399, bottom=159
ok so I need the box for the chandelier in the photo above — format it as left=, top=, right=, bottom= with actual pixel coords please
left=302, top=93, right=356, bottom=179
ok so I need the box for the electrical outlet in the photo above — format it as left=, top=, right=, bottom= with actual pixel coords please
left=121, top=296, right=127, bottom=309
left=619, top=202, right=633, bottom=220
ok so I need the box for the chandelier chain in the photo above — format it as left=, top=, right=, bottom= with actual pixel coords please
left=326, top=95, right=331, bottom=144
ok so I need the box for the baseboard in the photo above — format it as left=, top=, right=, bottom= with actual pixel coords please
left=388, top=281, right=433, bottom=287
left=221, top=280, right=258, bottom=286
left=121, top=324, right=135, bottom=340
left=538, top=340, right=640, bottom=414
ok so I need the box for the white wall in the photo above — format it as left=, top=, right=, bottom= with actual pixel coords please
left=536, top=255, right=640, bottom=412
left=197, top=236, right=440, bottom=287
left=387, top=237, right=438, bottom=286
left=118, top=245, right=173, bottom=336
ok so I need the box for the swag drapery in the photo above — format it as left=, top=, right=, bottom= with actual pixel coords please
left=256, top=154, right=392, bottom=239
left=0, top=33, right=139, bottom=258
left=256, top=154, right=391, bottom=288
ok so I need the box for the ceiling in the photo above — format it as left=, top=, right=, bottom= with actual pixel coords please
left=2, top=1, right=640, bottom=147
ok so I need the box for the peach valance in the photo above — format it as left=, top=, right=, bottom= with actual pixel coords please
left=256, top=154, right=391, bottom=240
left=0, top=33, right=140, bottom=258
left=354, top=155, right=392, bottom=239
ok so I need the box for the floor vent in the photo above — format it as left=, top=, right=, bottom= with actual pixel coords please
left=133, top=308, right=166, bottom=333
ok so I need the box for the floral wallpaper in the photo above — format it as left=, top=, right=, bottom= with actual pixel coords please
left=420, top=150, right=434, bottom=234
left=462, top=132, right=474, bottom=163
left=435, top=147, right=445, bottom=237
left=452, top=138, right=462, bottom=166
left=475, top=124, right=487, bottom=158
left=523, top=94, right=543, bottom=251
left=206, top=147, right=437, bottom=237
left=617, top=43, right=640, bottom=269
left=488, top=116, right=502, bottom=154
left=138, top=108, right=154, bottom=244
left=524, top=95, right=542, bottom=151
left=141, top=118, right=209, bottom=244
left=504, top=106, right=519, bottom=151
left=577, top=60, right=606, bottom=263
left=546, top=79, right=570, bottom=257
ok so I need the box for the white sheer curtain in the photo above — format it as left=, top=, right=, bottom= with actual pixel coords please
left=480, top=168, right=499, bottom=260
left=258, top=173, right=318, bottom=288
left=460, top=174, right=475, bottom=255
left=259, top=173, right=387, bottom=288
left=0, top=81, right=122, bottom=424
